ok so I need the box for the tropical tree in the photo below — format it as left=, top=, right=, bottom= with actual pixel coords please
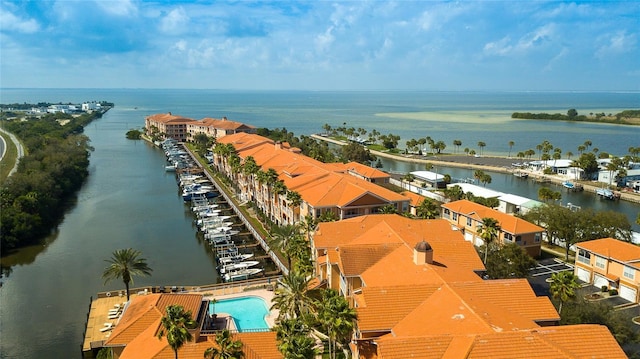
left=483, top=243, right=536, bottom=279
left=477, top=141, right=486, bottom=156
left=271, top=270, right=316, bottom=320
left=204, top=329, right=244, bottom=359
left=416, top=198, right=439, bottom=219
left=286, top=190, right=303, bottom=223
left=443, top=185, right=464, bottom=201
left=508, top=140, right=515, bottom=158
left=275, top=318, right=319, bottom=359
left=549, top=271, right=580, bottom=314
left=157, top=305, right=197, bottom=359
left=453, top=139, right=462, bottom=153
left=477, top=217, right=501, bottom=264
left=480, top=173, right=492, bottom=187
left=379, top=204, right=397, bottom=214
left=102, top=248, right=152, bottom=301
left=316, top=289, right=357, bottom=359
left=270, top=224, right=302, bottom=269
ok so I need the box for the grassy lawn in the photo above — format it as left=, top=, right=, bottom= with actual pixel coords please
left=0, top=130, right=18, bottom=183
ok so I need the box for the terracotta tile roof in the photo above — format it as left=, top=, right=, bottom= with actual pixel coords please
left=146, top=113, right=196, bottom=124
left=217, top=133, right=408, bottom=208
left=441, top=200, right=543, bottom=234
left=314, top=215, right=485, bottom=274
left=338, top=243, right=402, bottom=276
left=451, top=280, right=560, bottom=323
left=201, top=117, right=255, bottom=131
left=375, top=324, right=626, bottom=359
left=576, top=237, right=640, bottom=263
left=356, top=285, right=441, bottom=332
left=375, top=335, right=456, bottom=359
left=236, top=331, right=283, bottom=359
left=341, top=161, right=390, bottom=179
left=400, top=191, right=427, bottom=207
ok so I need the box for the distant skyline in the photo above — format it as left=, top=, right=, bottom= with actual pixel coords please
left=1, top=1, right=638, bottom=91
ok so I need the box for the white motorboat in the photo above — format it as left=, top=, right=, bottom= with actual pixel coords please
left=220, top=260, right=260, bottom=274
left=218, top=253, right=254, bottom=265
left=224, top=267, right=263, bottom=282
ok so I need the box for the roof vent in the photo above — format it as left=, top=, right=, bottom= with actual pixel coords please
left=413, top=240, right=433, bottom=265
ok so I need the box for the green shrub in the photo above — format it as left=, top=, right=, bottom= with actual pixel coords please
left=601, top=285, right=609, bottom=292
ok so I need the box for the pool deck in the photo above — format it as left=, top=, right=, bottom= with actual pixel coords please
left=83, top=279, right=281, bottom=355
left=204, top=288, right=279, bottom=328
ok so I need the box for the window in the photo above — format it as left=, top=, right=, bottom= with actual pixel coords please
left=515, top=235, right=522, bottom=244
left=577, top=249, right=591, bottom=265
left=595, top=256, right=606, bottom=269
left=624, top=266, right=635, bottom=280
left=534, top=233, right=541, bottom=243
left=504, top=233, right=513, bottom=242
left=452, top=213, right=458, bottom=221
left=443, top=209, right=450, bottom=219
left=466, top=217, right=472, bottom=227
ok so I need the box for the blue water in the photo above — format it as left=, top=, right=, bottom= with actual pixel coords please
left=211, top=296, right=269, bottom=331
left=1, top=89, right=639, bottom=157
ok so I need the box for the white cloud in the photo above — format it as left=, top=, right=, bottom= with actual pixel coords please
left=94, top=0, right=137, bottom=17
left=0, top=8, right=39, bottom=33
left=515, top=24, right=555, bottom=51
left=483, top=36, right=513, bottom=56
left=596, top=31, right=637, bottom=59
left=160, top=7, right=190, bottom=35
left=315, top=26, right=335, bottom=53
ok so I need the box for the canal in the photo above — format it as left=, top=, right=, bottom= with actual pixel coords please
left=0, top=108, right=220, bottom=359
left=1, top=105, right=639, bottom=359
left=378, top=157, right=640, bottom=232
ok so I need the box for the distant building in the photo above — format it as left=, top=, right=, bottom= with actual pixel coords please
left=311, top=214, right=625, bottom=358
left=575, top=238, right=640, bottom=303
left=441, top=199, right=544, bottom=257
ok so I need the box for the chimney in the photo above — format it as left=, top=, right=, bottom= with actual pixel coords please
left=222, top=117, right=227, bottom=121
left=413, top=240, right=433, bottom=265
left=275, top=141, right=282, bottom=150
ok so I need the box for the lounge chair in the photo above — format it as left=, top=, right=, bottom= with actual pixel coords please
left=100, top=323, right=114, bottom=332
left=107, top=313, right=120, bottom=319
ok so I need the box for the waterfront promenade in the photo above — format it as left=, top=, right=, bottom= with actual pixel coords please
left=311, top=134, right=640, bottom=204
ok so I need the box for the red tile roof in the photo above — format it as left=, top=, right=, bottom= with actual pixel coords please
left=576, top=237, right=640, bottom=263
left=442, top=200, right=543, bottom=234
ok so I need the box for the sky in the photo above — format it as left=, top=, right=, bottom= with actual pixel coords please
left=1, top=0, right=638, bottom=91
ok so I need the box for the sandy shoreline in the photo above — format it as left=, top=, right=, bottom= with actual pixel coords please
left=310, top=134, right=640, bottom=204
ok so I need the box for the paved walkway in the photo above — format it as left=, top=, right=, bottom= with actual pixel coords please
left=0, top=126, right=24, bottom=177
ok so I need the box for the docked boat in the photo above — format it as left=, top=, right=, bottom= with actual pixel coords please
left=206, top=230, right=239, bottom=241
left=218, top=253, right=254, bottom=265
left=165, top=164, right=177, bottom=172
left=182, top=189, right=217, bottom=201
left=562, top=181, right=584, bottom=192
left=596, top=188, right=620, bottom=200
left=220, top=260, right=260, bottom=274
left=513, top=171, right=528, bottom=179
left=224, top=267, right=263, bottom=282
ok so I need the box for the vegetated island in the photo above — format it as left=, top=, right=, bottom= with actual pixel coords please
left=511, top=109, right=640, bottom=126
left=1, top=101, right=111, bottom=252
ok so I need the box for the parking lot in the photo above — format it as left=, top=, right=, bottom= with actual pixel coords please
left=528, top=258, right=635, bottom=309
left=527, top=258, right=574, bottom=296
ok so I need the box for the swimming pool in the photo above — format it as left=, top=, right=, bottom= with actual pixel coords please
left=209, top=296, right=270, bottom=332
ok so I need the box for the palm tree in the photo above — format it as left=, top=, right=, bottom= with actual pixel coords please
left=477, top=217, right=501, bottom=264
left=379, top=204, right=397, bottom=214
left=157, top=305, right=197, bottom=359
left=477, top=141, right=486, bottom=156
left=316, top=289, right=357, bottom=359
left=275, top=318, right=318, bottom=359
left=271, top=270, right=315, bottom=320
left=416, top=198, right=439, bottom=219
left=453, top=139, right=462, bottom=154
left=204, top=329, right=244, bottom=359
left=102, top=248, right=152, bottom=301
left=549, top=271, right=580, bottom=314
left=286, top=190, right=302, bottom=223
left=508, top=140, right=515, bottom=158
left=270, top=224, right=301, bottom=269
